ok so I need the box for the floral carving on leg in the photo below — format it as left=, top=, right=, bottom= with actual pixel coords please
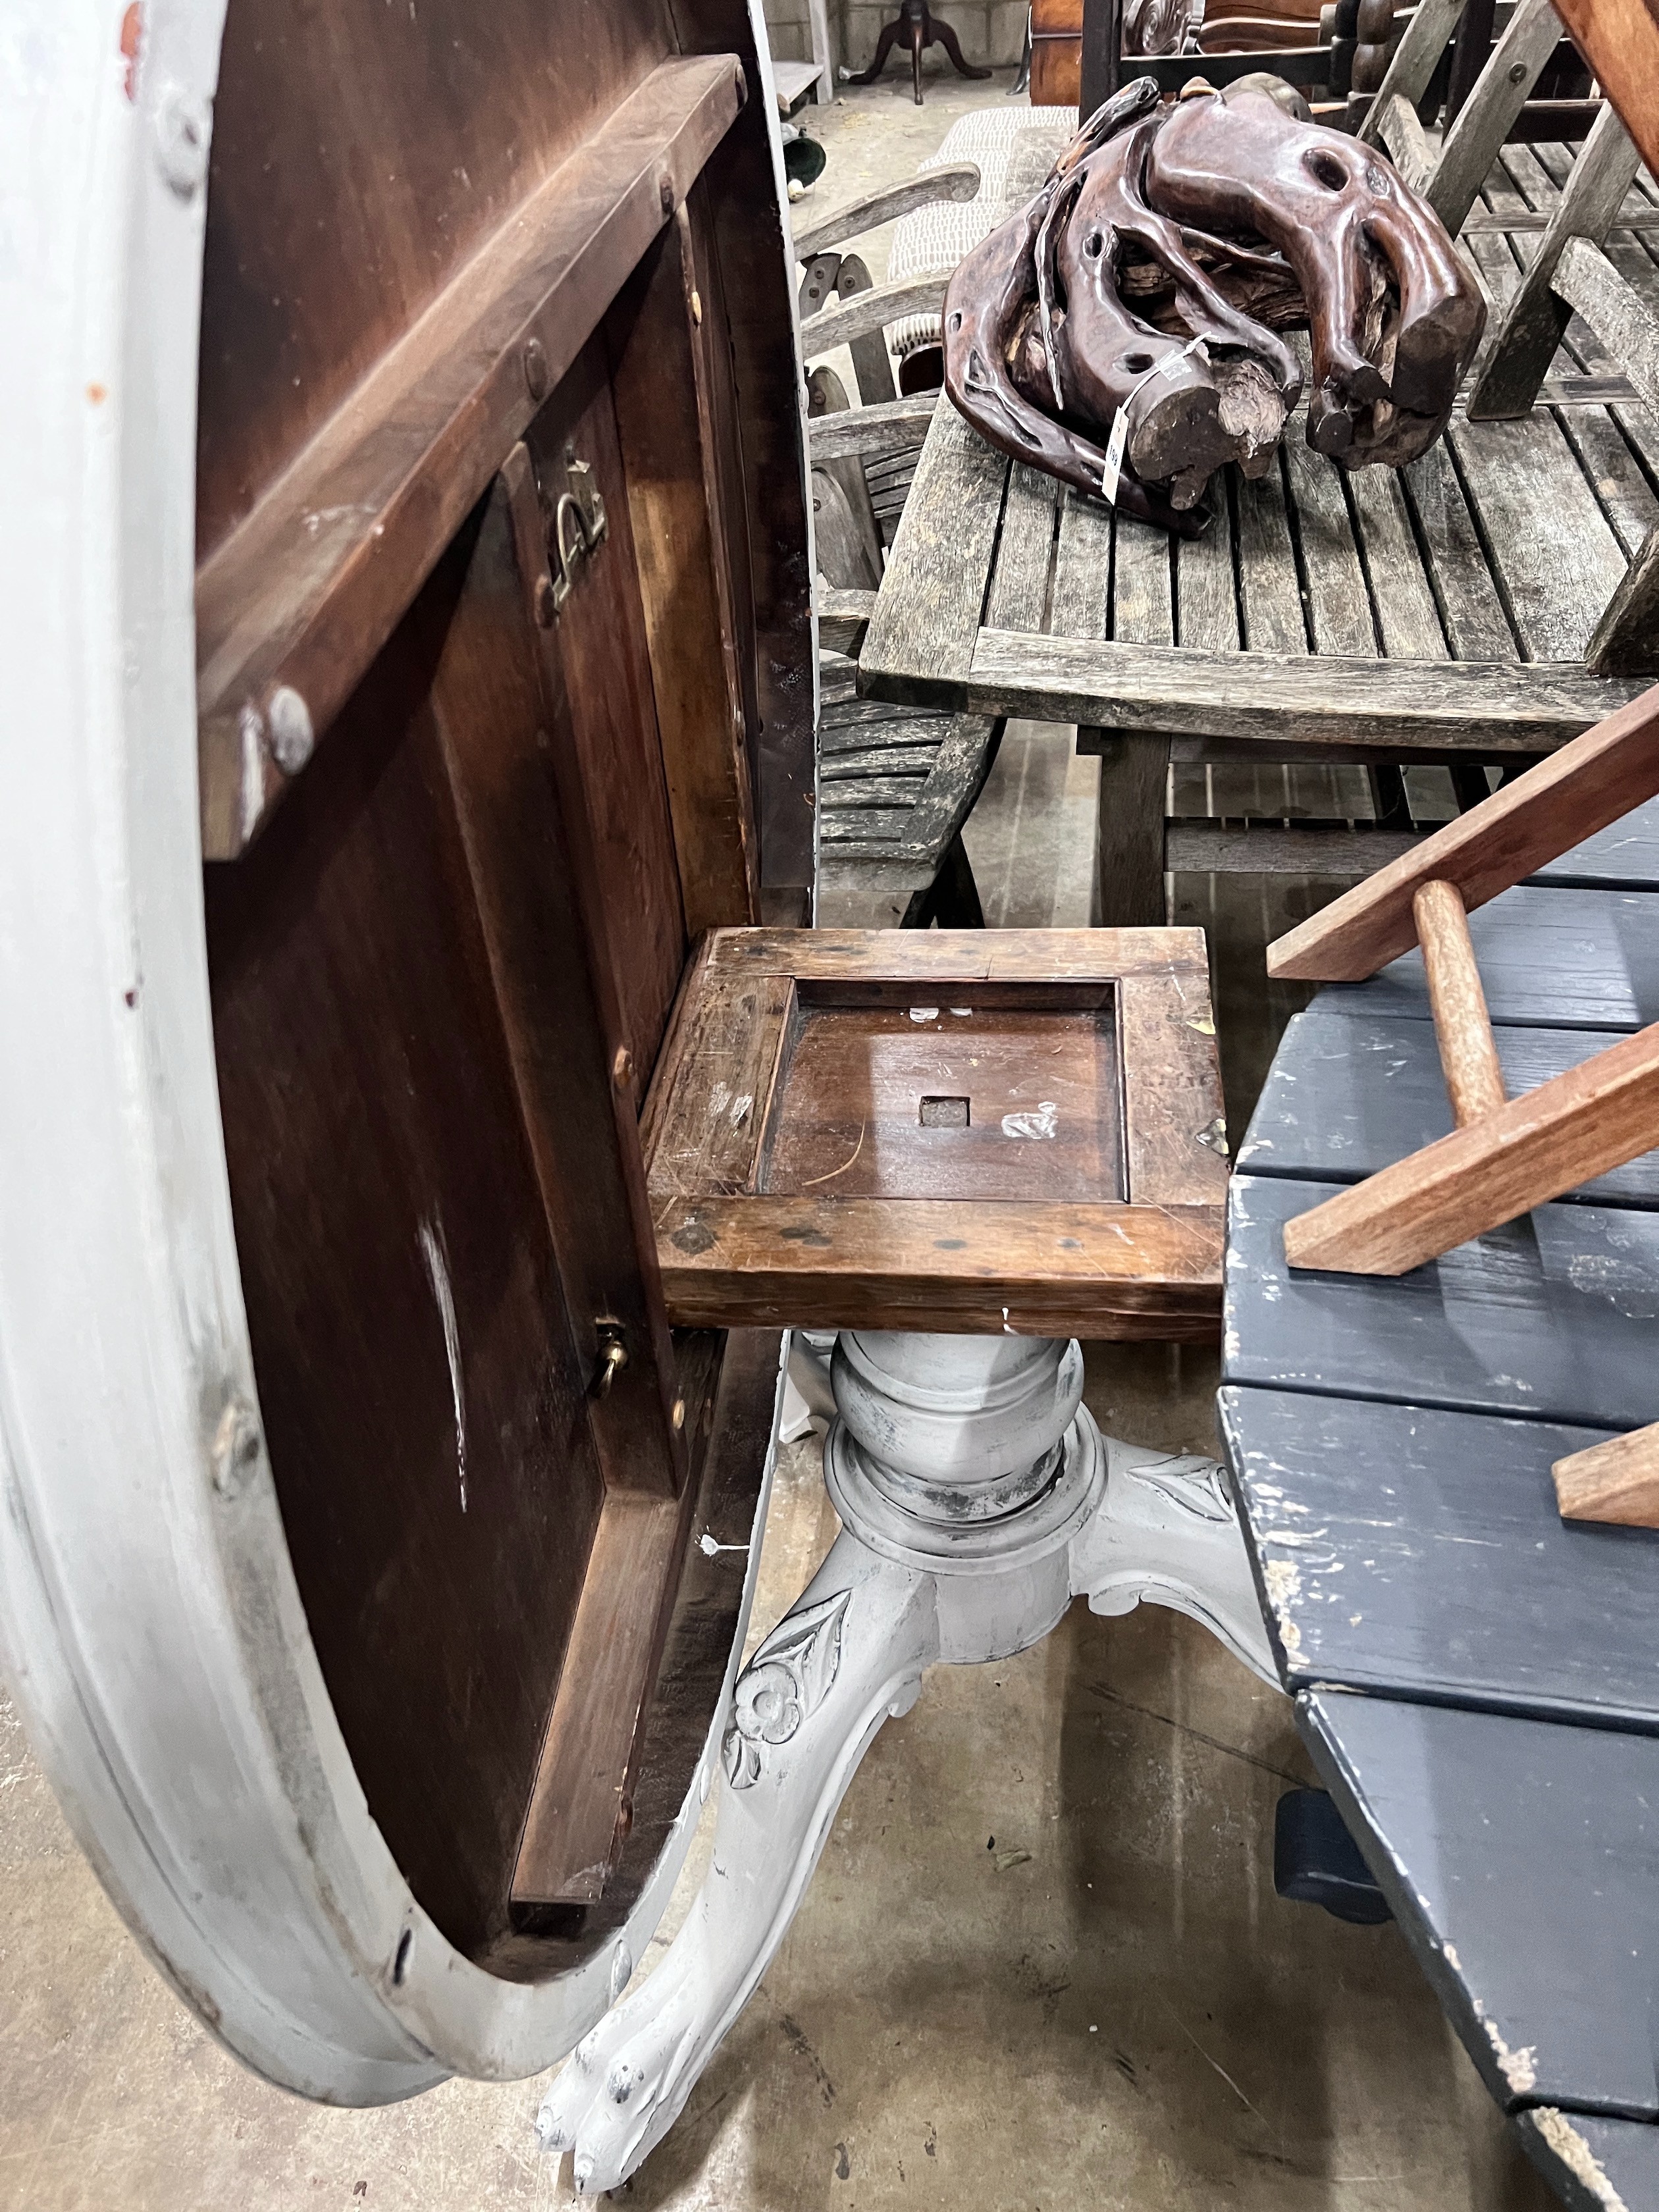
left=722, top=1588, right=851, bottom=1789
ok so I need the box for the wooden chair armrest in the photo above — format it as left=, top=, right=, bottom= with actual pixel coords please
left=808, top=392, right=939, bottom=461
left=791, top=163, right=982, bottom=263
left=1373, top=89, right=1435, bottom=186
left=801, top=275, right=948, bottom=356
left=1357, top=0, right=1463, bottom=138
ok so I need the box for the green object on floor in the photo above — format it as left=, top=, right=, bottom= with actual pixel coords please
left=784, top=132, right=826, bottom=190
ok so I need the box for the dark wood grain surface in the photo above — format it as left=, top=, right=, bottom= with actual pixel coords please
left=761, top=1000, right=1123, bottom=1203
left=207, top=532, right=608, bottom=1962
left=522, top=349, right=688, bottom=1076
left=608, top=206, right=758, bottom=937
left=496, top=1327, right=780, bottom=1968
left=652, top=1194, right=1226, bottom=1338
left=643, top=928, right=1223, bottom=1336
left=441, top=457, right=684, bottom=1500
left=197, top=54, right=745, bottom=857
left=197, top=0, right=805, bottom=1961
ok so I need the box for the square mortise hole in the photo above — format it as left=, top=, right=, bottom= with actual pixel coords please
left=919, top=1095, right=970, bottom=1129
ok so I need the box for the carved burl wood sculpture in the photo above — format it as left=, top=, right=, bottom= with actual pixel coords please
left=942, top=76, right=1486, bottom=533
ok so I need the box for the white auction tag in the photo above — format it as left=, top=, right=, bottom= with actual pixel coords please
left=1102, top=404, right=1129, bottom=506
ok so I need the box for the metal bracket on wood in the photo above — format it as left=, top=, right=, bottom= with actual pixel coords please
left=544, top=450, right=610, bottom=619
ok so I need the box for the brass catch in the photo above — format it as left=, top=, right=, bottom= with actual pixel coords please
left=546, top=446, right=608, bottom=617
left=591, top=1325, right=629, bottom=1398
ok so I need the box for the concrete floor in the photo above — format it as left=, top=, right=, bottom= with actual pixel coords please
left=0, top=66, right=1560, bottom=2212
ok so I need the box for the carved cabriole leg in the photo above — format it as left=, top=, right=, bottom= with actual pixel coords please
left=537, top=1531, right=939, bottom=2193
left=539, top=1331, right=1277, bottom=2194
left=1070, top=1436, right=1278, bottom=1685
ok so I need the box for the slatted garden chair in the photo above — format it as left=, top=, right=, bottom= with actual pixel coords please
left=795, top=159, right=1015, bottom=922
left=855, top=3, right=1659, bottom=953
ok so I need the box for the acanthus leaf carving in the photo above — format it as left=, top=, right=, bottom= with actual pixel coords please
left=722, top=1587, right=851, bottom=1790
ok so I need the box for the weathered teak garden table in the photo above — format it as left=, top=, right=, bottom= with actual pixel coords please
left=855, top=136, right=1659, bottom=926
left=1222, top=797, right=1659, bottom=2210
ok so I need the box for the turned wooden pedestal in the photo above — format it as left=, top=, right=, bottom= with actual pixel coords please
left=530, top=923, right=1276, bottom=2191
left=539, top=1327, right=1273, bottom=2192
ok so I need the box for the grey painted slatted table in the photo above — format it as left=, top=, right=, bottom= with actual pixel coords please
left=1220, top=814, right=1659, bottom=2196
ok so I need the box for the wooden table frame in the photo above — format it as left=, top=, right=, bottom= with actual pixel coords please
left=642, top=926, right=1228, bottom=1339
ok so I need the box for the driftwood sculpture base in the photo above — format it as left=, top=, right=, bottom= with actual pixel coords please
left=942, top=76, right=1486, bottom=533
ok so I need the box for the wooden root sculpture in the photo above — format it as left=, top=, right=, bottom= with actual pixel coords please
left=943, top=77, right=1486, bottom=534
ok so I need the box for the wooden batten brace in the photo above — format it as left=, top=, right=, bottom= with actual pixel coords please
left=1269, top=679, right=1659, bottom=1528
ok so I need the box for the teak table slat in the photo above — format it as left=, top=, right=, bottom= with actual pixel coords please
left=1221, top=819, right=1659, bottom=2129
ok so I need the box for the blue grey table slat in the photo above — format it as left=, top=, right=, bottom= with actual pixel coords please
left=1221, top=1386, right=1659, bottom=1727
left=1319, top=884, right=1659, bottom=1032
left=1301, top=1691, right=1659, bottom=2122
left=1235, top=1002, right=1659, bottom=1206
left=1224, top=1172, right=1659, bottom=1433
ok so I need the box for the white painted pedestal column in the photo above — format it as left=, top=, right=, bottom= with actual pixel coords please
left=539, top=1331, right=1275, bottom=2192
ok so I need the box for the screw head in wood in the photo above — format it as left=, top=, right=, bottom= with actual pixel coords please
left=211, top=1400, right=262, bottom=1498
left=266, top=684, right=315, bottom=774
left=534, top=575, right=557, bottom=627
left=523, top=336, right=549, bottom=402
left=613, top=1044, right=635, bottom=1089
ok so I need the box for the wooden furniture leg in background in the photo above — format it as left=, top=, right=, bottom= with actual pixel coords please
left=537, top=1330, right=1273, bottom=2193
left=845, top=0, right=993, bottom=103
left=1092, top=729, right=1171, bottom=928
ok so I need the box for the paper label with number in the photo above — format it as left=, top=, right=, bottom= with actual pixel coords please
left=1101, top=405, right=1128, bottom=507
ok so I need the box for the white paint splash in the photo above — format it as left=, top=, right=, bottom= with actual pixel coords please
left=1002, top=1100, right=1058, bottom=1140
left=698, top=1532, right=748, bottom=1557
left=1472, top=1995, right=1537, bottom=2093
left=909, top=1005, right=939, bottom=1023
left=419, top=1218, right=467, bottom=1513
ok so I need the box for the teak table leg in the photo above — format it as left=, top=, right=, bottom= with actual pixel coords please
left=538, top=1331, right=1275, bottom=2193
